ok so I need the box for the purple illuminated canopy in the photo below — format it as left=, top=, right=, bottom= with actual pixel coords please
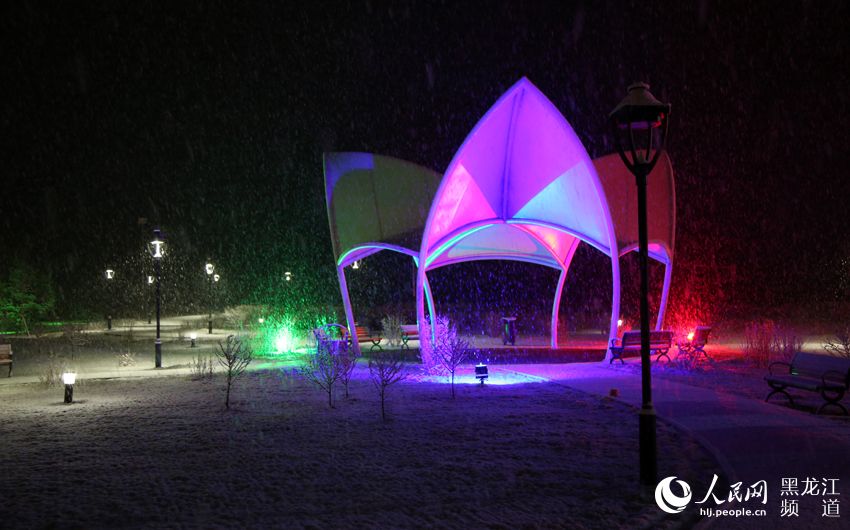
left=323, top=78, right=675, bottom=362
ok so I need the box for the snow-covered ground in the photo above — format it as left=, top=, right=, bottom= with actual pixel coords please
left=0, top=364, right=714, bottom=529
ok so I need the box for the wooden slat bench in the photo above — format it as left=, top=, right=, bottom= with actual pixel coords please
left=765, top=352, right=850, bottom=415
left=353, top=325, right=383, bottom=352
left=609, top=330, right=674, bottom=364
left=0, top=344, right=12, bottom=377
left=400, top=324, right=419, bottom=350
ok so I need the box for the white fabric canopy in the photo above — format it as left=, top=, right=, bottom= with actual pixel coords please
left=323, top=78, right=676, bottom=360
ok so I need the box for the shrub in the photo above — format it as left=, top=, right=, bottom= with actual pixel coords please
left=117, top=351, right=137, bottom=367
left=189, top=355, right=215, bottom=381
left=743, top=320, right=774, bottom=367
left=771, top=324, right=803, bottom=364
left=743, top=319, right=802, bottom=367
left=38, top=352, right=69, bottom=387
left=380, top=314, right=404, bottom=348
left=823, top=327, right=850, bottom=358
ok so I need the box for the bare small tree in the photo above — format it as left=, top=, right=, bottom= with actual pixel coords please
left=433, top=316, right=472, bottom=398
left=368, top=351, right=407, bottom=421
left=338, top=348, right=359, bottom=398
left=300, top=345, right=343, bottom=408
left=215, top=335, right=253, bottom=409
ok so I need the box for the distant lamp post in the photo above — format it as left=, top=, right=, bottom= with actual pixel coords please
left=105, top=269, right=115, bottom=330
left=205, top=262, right=215, bottom=334
left=149, top=229, right=165, bottom=368
left=62, top=372, right=77, bottom=403
left=352, top=260, right=360, bottom=270
left=189, top=332, right=197, bottom=348
left=147, top=276, right=154, bottom=324
left=285, top=271, right=292, bottom=282
left=609, top=81, right=670, bottom=489
left=258, top=317, right=265, bottom=324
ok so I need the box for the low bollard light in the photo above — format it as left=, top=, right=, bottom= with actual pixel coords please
left=63, top=372, right=77, bottom=403
left=189, top=332, right=197, bottom=348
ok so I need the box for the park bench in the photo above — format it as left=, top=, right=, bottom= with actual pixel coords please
left=400, top=324, right=419, bottom=350
left=353, top=325, right=383, bottom=352
left=765, top=352, right=850, bottom=415
left=609, top=330, right=674, bottom=364
left=313, top=323, right=351, bottom=356
left=0, top=344, right=12, bottom=377
left=676, top=326, right=713, bottom=363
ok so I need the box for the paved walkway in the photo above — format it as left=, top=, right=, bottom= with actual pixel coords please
left=500, top=363, right=850, bottom=528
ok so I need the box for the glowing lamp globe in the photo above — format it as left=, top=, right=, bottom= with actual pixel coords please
left=617, top=319, right=623, bottom=328
left=258, top=318, right=265, bottom=324
left=62, top=372, right=77, bottom=403
left=147, top=275, right=154, bottom=285
left=105, top=269, right=115, bottom=279
left=189, top=332, right=198, bottom=340
left=213, top=274, right=220, bottom=282
left=687, top=331, right=695, bottom=342
left=285, top=271, right=292, bottom=282
left=150, top=233, right=164, bottom=259
left=205, top=263, right=214, bottom=275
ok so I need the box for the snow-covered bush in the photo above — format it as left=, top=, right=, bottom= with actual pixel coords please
left=117, top=351, right=137, bottom=367
left=380, top=314, right=403, bottom=348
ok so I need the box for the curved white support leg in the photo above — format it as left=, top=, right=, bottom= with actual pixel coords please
left=606, top=252, right=622, bottom=363
left=336, top=265, right=360, bottom=356
left=550, top=267, right=567, bottom=349
left=655, top=261, right=673, bottom=331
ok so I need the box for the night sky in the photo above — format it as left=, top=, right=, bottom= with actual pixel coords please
left=2, top=1, right=849, bottom=319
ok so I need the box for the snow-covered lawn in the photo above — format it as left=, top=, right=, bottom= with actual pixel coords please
left=0, top=366, right=714, bottom=529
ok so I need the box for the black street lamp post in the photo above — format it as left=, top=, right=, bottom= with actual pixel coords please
left=609, top=82, right=670, bottom=489
left=147, top=275, right=154, bottom=324
left=150, top=229, right=164, bottom=368
left=205, top=262, right=214, bottom=334
left=105, top=269, right=115, bottom=330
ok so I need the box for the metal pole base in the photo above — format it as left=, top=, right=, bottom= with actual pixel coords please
left=64, top=384, right=74, bottom=403
left=107, top=316, right=112, bottom=331
left=639, top=406, right=657, bottom=488
left=155, top=339, right=162, bottom=368
left=208, top=319, right=213, bottom=334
